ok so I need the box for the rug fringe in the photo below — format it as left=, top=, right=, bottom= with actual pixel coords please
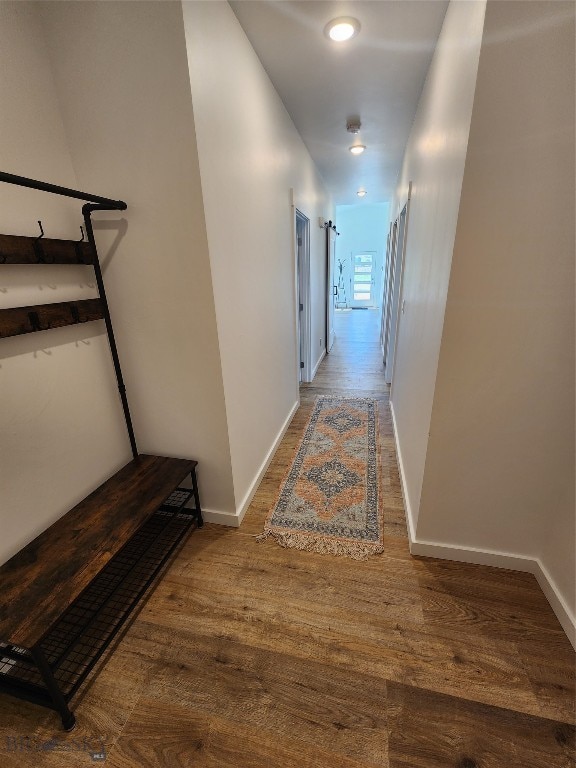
left=257, top=529, right=384, bottom=561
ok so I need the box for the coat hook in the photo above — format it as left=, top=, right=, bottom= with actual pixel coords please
left=75, top=226, right=88, bottom=263
left=33, top=220, right=54, bottom=263
left=28, top=310, right=42, bottom=332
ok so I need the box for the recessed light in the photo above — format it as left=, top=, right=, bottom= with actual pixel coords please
left=324, top=17, right=360, bottom=42
left=349, top=145, right=366, bottom=155
left=357, top=189, right=367, bottom=197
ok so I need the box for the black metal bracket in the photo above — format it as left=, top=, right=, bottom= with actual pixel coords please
left=0, top=171, right=126, bottom=210
left=323, top=220, right=340, bottom=236
left=28, top=311, right=41, bottom=332
left=82, top=203, right=137, bottom=460
left=32, top=220, right=49, bottom=264
left=191, top=467, right=204, bottom=528
left=30, top=648, right=76, bottom=731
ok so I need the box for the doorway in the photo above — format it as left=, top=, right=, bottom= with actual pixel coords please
left=350, top=251, right=378, bottom=308
left=380, top=226, right=393, bottom=352
left=381, top=220, right=398, bottom=366
left=325, top=221, right=338, bottom=354
left=295, top=209, right=311, bottom=382
left=382, top=184, right=411, bottom=385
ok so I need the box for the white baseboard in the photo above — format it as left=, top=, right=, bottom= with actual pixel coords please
left=408, top=538, right=536, bottom=572
left=389, top=400, right=417, bottom=543
left=311, top=349, right=326, bottom=381
left=212, top=398, right=299, bottom=528
left=189, top=400, right=300, bottom=529
left=533, top=559, right=576, bottom=649
left=389, top=400, right=576, bottom=650
left=201, top=508, right=241, bottom=528
left=408, top=537, right=576, bottom=651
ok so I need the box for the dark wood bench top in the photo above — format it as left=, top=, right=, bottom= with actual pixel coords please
left=0, top=454, right=196, bottom=648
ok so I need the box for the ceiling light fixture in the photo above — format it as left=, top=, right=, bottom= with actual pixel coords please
left=357, top=189, right=367, bottom=197
left=324, top=17, right=360, bottom=42
left=349, top=145, right=366, bottom=155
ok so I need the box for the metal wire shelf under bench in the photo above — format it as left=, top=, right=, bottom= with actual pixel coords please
left=0, top=455, right=203, bottom=731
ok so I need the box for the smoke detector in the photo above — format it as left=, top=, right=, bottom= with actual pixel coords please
left=346, top=119, right=361, bottom=134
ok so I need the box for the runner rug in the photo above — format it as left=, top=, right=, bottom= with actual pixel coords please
left=258, top=396, right=384, bottom=560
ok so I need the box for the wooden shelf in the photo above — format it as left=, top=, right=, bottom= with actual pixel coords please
left=0, top=455, right=197, bottom=648
left=0, top=298, right=104, bottom=339
left=0, top=234, right=94, bottom=265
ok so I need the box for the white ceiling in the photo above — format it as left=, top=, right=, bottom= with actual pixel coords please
left=230, top=1, right=449, bottom=206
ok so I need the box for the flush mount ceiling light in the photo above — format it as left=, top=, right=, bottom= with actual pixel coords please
left=324, top=17, right=360, bottom=42
left=349, top=145, right=366, bottom=155
left=357, top=189, right=367, bottom=197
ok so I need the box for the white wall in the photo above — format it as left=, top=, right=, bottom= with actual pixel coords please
left=335, top=203, right=390, bottom=308
left=1, top=0, right=330, bottom=543
left=38, top=1, right=236, bottom=517
left=0, top=1, right=130, bottom=564
left=389, top=0, right=487, bottom=532
left=418, top=0, right=575, bottom=626
left=182, top=1, right=331, bottom=519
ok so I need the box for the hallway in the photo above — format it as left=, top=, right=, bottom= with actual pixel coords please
left=2, top=310, right=574, bottom=766
left=308, top=309, right=387, bottom=394
left=300, top=307, right=407, bottom=540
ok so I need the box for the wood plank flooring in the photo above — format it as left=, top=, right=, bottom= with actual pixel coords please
left=1, top=308, right=574, bottom=767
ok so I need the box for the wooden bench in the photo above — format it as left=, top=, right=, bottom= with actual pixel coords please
left=0, top=455, right=203, bottom=730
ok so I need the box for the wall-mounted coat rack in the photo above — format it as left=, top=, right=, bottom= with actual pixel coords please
left=0, top=224, right=102, bottom=338
left=0, top=170, right=137, bottom=457
left=0, top=170, right=203, bottom=732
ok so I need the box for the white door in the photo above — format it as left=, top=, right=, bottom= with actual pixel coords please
left=295, top=210, right=310, bottom=382
left=350, top=252, right=377, bottom=308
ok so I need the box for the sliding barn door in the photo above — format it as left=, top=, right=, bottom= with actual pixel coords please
left=326, top=224, right=337, bottom=353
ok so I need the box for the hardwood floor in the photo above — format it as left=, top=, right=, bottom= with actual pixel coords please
left=1, top=308, right=574, bottom=766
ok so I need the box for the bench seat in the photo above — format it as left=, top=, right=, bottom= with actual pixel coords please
left=0, top=454, right=197, bottom=648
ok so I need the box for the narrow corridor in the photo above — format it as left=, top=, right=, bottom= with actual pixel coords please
left=3, top=302, right=570, bottom=767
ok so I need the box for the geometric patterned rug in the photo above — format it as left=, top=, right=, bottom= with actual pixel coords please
left=258, top=396, right=384, bottom=560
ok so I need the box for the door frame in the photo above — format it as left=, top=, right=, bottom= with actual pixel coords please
left=381, top=219, right=398, bottom=366
left=386, top=182, right=412, bottom=388
left=349, top=250, right=378, bottom=308
left=380, top=225, right=393, bottom=352
left=295, top=208, right=312, bottom=382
